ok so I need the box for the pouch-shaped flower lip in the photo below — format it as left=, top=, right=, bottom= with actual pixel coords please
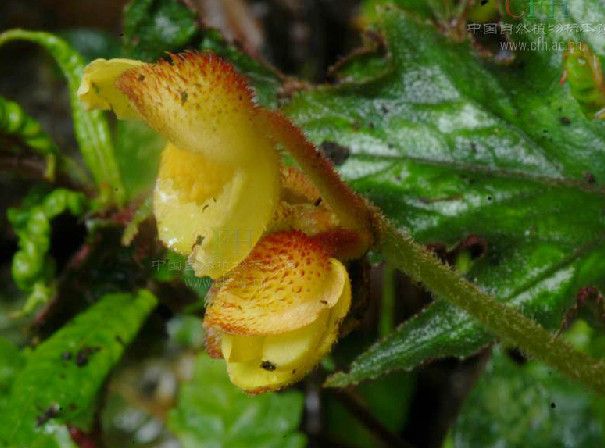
left=203, top=230, right=352, bottom=393
left=154, top=141, right=279, bottom=279
left=227, top=276, right=350, bottom=394
left=204, top=230, right=347, bottom=335
left=214, top=267, right=351, bottom=393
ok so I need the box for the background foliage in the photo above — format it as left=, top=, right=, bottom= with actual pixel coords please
left=0, top=0, right=604, bottom=446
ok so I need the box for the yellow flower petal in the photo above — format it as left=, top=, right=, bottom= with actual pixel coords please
left=280, top=166, right=322, bottom=204
left=154, top=143, right=279, bottom=278
left=77, top=58, right=145, bottom=119
left=204, top=325, right=223, bottom=359
left=116, top=52, right=263, bottom=164
left=272, top=166, right=339, bottom=236
left=262, top=311, right=329, bottom=367
left=219, top=269, right=351, bottom=393
left=270, top=202, right=338, bottom=235
left=157, top=143, right=233, bottom=204
left=204, top=231, right=347, bottom=334
left=221, top=334, right=263, bottom=362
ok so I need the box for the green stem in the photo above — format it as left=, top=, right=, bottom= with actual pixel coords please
left=378, top=219, right=605, bottom=394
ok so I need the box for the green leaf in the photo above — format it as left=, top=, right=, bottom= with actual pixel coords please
left=0, top=30, right=125, bottom=205
left=152, top=250, right=212, bottom=301
left=123, top=0, right=198, bottom=61
left=0, top=290, right=157, bottom=447
left=0, top=337, right=24, bottom=401
left=361, top=0, right=464, bottom=23
left=114, top=120, right=164, bottom=199
left=167, top=353, right=306, bottom=448
left=8, top=188, right=88, bottom=315
left=0, top=96, right=59, bottom=180
left=452, top=340, right=605, bottom=447
left=283, top=6, right=605, bottom=385
left=60, top=29, right=121, bottom=62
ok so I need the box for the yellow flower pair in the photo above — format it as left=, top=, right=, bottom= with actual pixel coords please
left=78, top=52, right=366, bottom=392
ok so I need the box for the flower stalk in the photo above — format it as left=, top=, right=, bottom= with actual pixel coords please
left=262, top=110, right=374, bottom=254
left=377, top=219, right=605, bottom=394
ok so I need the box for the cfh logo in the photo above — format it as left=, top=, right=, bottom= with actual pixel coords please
left=501, top=0, right=571, bottom=19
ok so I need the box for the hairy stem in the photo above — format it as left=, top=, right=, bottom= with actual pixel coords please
left=377, top=218, right=605, bottom=394
left=262, top=110, right=373, bottom=245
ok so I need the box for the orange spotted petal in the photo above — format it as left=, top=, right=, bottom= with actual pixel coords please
left=116, top=52, right=262, bottom=164
left=204, top=231, right=347, bottom=335
left=204, top=326, right=223, bottom=359
left=218, top=270, right=351, bottom=393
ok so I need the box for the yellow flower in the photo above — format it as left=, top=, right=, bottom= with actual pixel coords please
left=78, top=52, right=365, bottom=392
left=78, top=53, right=280, bottom=279
left=204, top=231, right=351, bottom=393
